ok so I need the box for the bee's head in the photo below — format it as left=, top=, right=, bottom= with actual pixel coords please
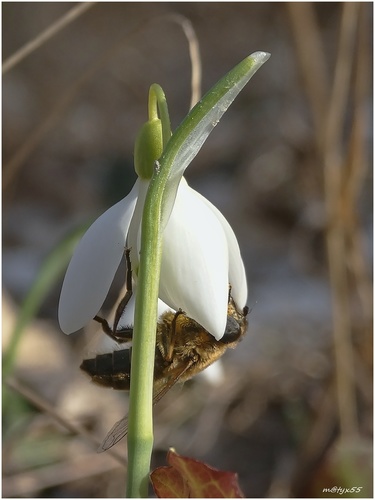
left=219, top=315, right=243, bottom=345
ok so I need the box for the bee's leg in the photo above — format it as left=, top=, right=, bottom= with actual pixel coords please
left=112, top=248, right=133, bottom=335
left=93, top=315, right=133, bottom=343
left=165, top=309, right=185, bottom=363
left=113, top=326, right=133, bottom=343
left=93, top=248, right=133, bottom=342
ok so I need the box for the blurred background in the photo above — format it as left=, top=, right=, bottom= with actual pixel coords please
left=2, top=2, right=372, bottom=498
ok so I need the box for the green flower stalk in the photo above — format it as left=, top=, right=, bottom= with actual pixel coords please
left=58, top=51, right=270, bottom=497
left=126, top=85, right=171, bottom=497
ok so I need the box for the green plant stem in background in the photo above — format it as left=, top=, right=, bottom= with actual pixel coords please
left=125, top=52, right=270, bottom=497
left=2, top=226, right=86, bottom=410
left=2, top=227, right=86, bottom=380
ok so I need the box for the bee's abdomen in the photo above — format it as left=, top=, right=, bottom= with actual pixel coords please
left=80, top=349, right=131, bottom=390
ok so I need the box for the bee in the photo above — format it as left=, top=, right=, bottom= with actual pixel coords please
left=81, top=250, right=248, bottom=451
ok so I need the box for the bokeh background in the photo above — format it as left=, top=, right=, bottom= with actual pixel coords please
left=2, top=2, right=372, bottom=498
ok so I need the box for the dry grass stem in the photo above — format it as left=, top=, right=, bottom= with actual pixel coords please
left=3, top=25, right=142, bottom=190
left=2, top=452, right=123, bottom=497
left=322, top=2, right=360, bottom=440
left=288, top=1, right=367, bottom=444
left=166, top=14, right=202, bottom=108
left=2, top=3, right=96, bottom=74
left=3, top=13, right=201, bottom=191
left=344, top=7, right=373, bottom=322
left=286, top=2, right=329, bottom=144
left=6, top=378, right=127, bottom=466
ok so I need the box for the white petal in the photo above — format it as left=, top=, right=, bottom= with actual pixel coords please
left=159, top=178, right=229, bottom=340
left=58, top=180, right=139, bottom=334
left=191, top=187, right=248, bottom=308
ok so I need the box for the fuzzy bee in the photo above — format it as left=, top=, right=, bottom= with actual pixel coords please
left=81, top=250, right=248, bottom=451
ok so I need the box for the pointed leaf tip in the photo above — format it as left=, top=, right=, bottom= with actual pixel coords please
left=248, top=51, right=271, bottom=64
left=158, top=49, right=271, bottom=230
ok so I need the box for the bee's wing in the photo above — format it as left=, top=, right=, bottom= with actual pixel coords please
left=98, top=362, right=193, bottom=452
left=97, top=415, right=128, bottom=453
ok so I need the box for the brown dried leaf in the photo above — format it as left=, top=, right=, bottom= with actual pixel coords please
left=150, top=464, right=190, bottom=498
left=150, top=449, right=244, bottom=498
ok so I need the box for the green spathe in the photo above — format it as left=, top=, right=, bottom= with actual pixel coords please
left=134, top=118, right=163, bottom=180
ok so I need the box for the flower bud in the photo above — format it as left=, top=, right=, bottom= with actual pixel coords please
left=134, top=118, right=163, bottom=179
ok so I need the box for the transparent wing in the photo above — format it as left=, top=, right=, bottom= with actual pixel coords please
left=97, top=415, right=128, bottom=453
left=98, top=361, right=193, bottom=452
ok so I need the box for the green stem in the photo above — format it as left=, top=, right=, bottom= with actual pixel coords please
left=126, top=170, right=164, bottom=498
left=3, top=227, right=84, bottom=381
left=126, top=86, right=170, bottom=497
left=3, top=227, right=85, bottom=411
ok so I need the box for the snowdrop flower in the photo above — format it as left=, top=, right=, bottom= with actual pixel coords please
left=58, top=51, right=270, bottom=341
left=58, top=174, right=247, bottom=340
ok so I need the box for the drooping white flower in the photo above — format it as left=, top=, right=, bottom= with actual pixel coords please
left=58, top=175, right=247, bottom=340
left=59, top=51, right=270, bottom=340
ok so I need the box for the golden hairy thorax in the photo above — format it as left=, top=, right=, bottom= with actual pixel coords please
left=81, top=297, right=248, bottom=393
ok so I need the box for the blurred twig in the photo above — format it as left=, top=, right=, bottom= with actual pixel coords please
left=3, top=26, right=139, bottom=190
left=344, top=6, right=373, bottom=324
left=166, top=14, right=202, bottom=108
left=322, top=2, right=360, bottom=439
left=3, top=450, right=123, bottom=497
left=3, top=13, right=201, bottom=191
left=286, top=2, right=329, bottom=147
left=287, top=0, right=370, bottom=442
left=5, top=377, right=127, bottom=466
left=2, top=3, right=96, bottom=74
